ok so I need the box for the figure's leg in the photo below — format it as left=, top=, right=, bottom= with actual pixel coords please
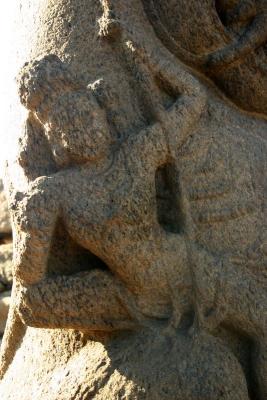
left=165, top=286, right=190, bottom=335
left=17, top=269, right=139, bottom=332
left=161, top=233, right=192, bottom=334
left=11, top=176, right=60, bottom=285
left=187, top=245, right=227, bottom=336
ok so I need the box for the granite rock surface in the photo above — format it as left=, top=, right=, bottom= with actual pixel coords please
left=0, top=1, right=266, bottom=399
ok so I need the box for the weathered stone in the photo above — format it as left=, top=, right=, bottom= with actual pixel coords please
left=146, top=0, right=267, bottom=115
left=0, top=1, right=266, bottom=399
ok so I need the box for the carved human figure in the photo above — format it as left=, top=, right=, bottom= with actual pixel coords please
left=11, top=48, right=267, bottom=398
left=1, top=2, right=266, bottom=398
left=14, top=53, right=203, bottom=327
left=0, top=14, right=207, bottom=380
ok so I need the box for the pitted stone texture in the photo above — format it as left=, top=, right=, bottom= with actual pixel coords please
left=0, top=1, right=266, bottom=399
left=0, top=329, right=250, bottom=400
left=147, top=0, right=267, bottom=115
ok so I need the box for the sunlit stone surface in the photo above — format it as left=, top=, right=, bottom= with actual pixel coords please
left=0, top=1, right=266, bottom=399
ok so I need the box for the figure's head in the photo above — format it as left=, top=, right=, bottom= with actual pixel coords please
left=46, top=89, right=113, bottom=167
left=18, top=54, right=80, bottom=121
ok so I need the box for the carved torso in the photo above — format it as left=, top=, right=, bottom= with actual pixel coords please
left=177, top=108, right=266, bottom=256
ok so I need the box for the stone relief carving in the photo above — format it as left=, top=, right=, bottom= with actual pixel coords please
left=144, top=0, right=267, bottom=114
left=0, top=1, right=266, bottom=399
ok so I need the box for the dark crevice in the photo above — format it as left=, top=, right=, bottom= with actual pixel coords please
left=215, top=0, right=232, bottom=26
left=46, top=219, right=109, bottom=278
left=155, top=162, right=185, bottom=234
left=0, top=233, right=12, bottom=245
left=214, top=323, right=257, bottom=400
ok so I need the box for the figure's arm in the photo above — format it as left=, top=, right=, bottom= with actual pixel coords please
left=123, top=120, right=169, bottom=168
left=121, top=36, right=206, bottom=164
left=100, top=4, right=206, bottom=162
left=123, top=83, right=206, bottom=169
left=16, top=269, right=140, bottom=331
left=127, top=37, right=206, bottom=155
left=18, top=114, right=57, bottom=180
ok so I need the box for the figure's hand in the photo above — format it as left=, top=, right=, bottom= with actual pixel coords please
left=11, top=176, right=58, bottom=286
left=163, top=310, right=183, bottom=337
left=10, top=176, right=51, bottom=231
left=189, top=307, right=222, bottom=338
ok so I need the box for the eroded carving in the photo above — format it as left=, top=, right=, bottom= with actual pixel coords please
left=1, top=1, right=266, bottom=399
left=14, top=51, right=204, bottom=327
left=210, top=0, right=267, bottom=71
left=144, top=0, right=267, bottom=115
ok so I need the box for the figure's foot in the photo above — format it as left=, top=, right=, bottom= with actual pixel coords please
left=189, top=309, right=222, bottom=339
left=162, top=311, right=182, bottom=337
left=162, top=323, right=177, bottom=338
left=189, top=318, right=201, bottom=339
